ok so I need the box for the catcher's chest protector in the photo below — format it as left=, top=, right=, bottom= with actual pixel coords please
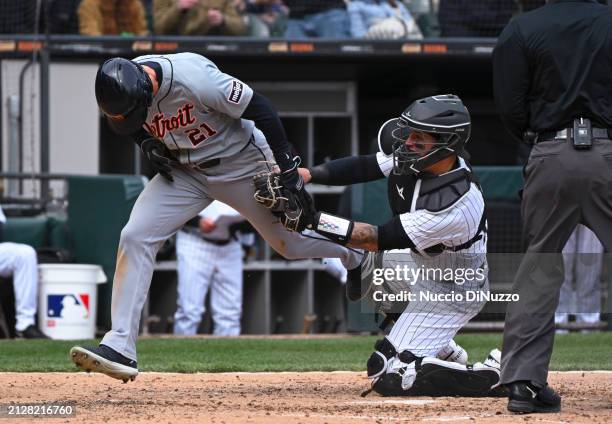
left=387, top=165, right=486, bottom=254
left=387, top=167, right=475, bottom=215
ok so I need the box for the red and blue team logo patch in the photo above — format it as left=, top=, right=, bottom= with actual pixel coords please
left=47, top=294, right=90, bottom=319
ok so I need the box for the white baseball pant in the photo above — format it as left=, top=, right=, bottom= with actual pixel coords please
left=0, top=242, right=38, bottom=331
left=174, top=231, right=243, bottom=336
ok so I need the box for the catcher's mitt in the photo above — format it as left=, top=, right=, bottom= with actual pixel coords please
left=253, top=171, right=315, bottom=232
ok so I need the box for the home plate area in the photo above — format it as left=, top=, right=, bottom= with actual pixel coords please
left=0, top=371, right=610, bottom=423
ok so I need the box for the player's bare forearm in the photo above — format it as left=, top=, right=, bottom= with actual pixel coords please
left=347, top=222, right=378, bottom=251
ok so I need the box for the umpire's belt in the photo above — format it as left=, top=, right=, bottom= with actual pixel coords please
left=193, top=158, right=221, bottom=171
left=202, top=236, right=232, bottom=246
left=539, top=127, right=610, bottom=142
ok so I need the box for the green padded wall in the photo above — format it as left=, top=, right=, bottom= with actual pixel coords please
left=3, top=217, right=48, bottom=248
left=67, top=175, right=145, bottom=329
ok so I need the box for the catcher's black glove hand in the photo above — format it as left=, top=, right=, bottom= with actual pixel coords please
left=253, top=171, right=316, bottom=232
left=141, top=138, right=179, bottom=182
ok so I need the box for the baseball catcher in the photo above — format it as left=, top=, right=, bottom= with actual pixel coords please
left=293, top=95, right=504, bottom=397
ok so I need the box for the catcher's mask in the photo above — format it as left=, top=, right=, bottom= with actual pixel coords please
left=378, top=94, right=471, bottom=175
left=95, top=58, right=153, bottom=136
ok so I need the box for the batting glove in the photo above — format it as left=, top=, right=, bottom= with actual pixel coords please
left=141, top=138, right=179, bottom=182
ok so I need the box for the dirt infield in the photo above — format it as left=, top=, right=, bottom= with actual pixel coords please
left=0, top=371, right=610, bottom=423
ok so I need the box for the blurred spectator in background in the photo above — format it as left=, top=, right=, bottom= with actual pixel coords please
left=555, top=225, right=603, bottom=332
left=174, top=201, right=254, bottom=336
left=78, top=0, right=148, bottom=36
left=402, top=0, right=439, bottom=37
left=0, top=205, right=47, bottom=339
left=154, top=0, right=247, bottom=36
left=283, top=0, right=350, bottom=38
left=142, top=0, right=155, bottom=33
left=47, top=0, right=81, bottom=34
left=0, top=0, right=42, bottom=34
left=235, top=0, right=289, bottom=37
left=347, top=0, right=422, bottom=39
left=438, top=0, right=515, bottom=37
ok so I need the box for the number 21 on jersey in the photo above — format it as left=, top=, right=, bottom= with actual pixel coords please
left=185, top=122, right=217, bottom=146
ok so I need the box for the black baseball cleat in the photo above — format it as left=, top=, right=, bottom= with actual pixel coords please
left=70, top=344, right=138, bottom=383
left=507, top=381, right=561, bottom=413
left=15, top=325, right=49, bottom=339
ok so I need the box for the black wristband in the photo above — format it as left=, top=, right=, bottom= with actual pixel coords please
left=313, top=212, right=354, bottom=245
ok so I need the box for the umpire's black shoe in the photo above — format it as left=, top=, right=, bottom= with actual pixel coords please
left=15, top=325, right=49, bottom=339
left=507, top=381, right=561, bottom=413
left=70, top=344, right=138, bottom=383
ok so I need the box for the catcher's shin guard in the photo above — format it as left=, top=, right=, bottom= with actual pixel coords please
left=373, top=354, right=505, bottom=397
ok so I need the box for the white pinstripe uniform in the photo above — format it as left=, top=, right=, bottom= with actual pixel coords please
left=555, top=224, right=603, bottom=326
left=174, top=201, right=251, bottom=336
left=374, top=153, right=488, bottom=359
left=0, top=206, right=40, bottom=332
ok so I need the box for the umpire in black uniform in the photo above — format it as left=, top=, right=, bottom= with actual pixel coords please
left=493, top=0, right=612, bottom=414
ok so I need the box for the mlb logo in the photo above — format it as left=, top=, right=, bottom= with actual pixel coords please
left=47, top=294, right=90, bottom=319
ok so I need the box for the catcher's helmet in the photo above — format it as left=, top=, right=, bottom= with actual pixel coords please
left=95, top=58, right=153, bottom=135
left=378, top=94, right=471, bottom=175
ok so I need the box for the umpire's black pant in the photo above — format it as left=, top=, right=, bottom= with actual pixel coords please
left=500, top=137, right=612, bottom=387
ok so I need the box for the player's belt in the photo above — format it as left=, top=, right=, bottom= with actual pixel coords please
left=201, top=237, right=232, bottom=246
left=538, top=127, right=610, bottom=142
left=194, top=158, right=221, bottom=171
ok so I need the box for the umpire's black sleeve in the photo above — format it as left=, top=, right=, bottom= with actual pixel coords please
left=242, top=91, right=295, bottom=173
left=493, top=20, right=530, bottom=143
left=309, top=154, right=385, bottom=186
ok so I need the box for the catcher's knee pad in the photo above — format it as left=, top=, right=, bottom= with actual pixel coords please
left=410, top=357, right=502, bottom=397
left=366, top=337, right=397, bottom=380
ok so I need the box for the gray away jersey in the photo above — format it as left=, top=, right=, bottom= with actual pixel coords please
left=135, top=53, right=255, bottom=165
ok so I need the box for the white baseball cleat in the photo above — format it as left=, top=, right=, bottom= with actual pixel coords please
left=70, top=345, right=138, bottom=383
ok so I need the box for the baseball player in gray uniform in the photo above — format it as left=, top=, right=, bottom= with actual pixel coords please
left=174, top=200, right=252, bottom=336
left=299, top=95, right=503, bottom=397
left=69, top=53, right=362, bottom=382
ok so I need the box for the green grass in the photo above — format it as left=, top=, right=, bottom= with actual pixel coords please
left=0, top=333, right=611, bottom=373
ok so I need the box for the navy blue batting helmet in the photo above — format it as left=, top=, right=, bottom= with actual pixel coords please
left=95, top=58, right=153, bottom=136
